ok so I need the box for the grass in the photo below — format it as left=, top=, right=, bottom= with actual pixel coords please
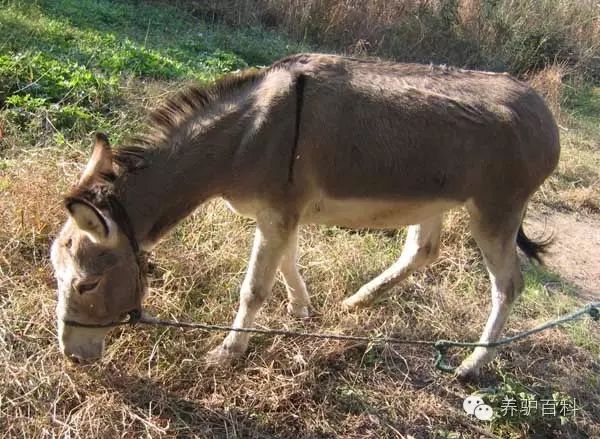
left=1, top=0, right=600, bottom=437
left=187, top=0, right=600, bottom=78
left=539, top=85, right=600, bottom=213
left=0, top=0, right=303, bottom=147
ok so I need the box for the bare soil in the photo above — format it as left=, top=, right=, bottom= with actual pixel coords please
left=527, top=207, right=600, bottom=300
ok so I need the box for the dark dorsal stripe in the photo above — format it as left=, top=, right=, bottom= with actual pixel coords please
left=288, top=73, right=306, bottom=183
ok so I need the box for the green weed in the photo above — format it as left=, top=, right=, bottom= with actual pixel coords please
left=0, top=0, right=305, bottom=143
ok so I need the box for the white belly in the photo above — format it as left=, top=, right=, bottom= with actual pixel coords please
left=223, top=195, right=461, bottom=228
left=299, top=197, right=460, bottom=228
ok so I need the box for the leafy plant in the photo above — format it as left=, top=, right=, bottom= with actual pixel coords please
left=0, top=0, right=304, bottom=142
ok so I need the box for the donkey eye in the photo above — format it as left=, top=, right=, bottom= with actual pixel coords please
left=77, top=280, right=100, bottom=294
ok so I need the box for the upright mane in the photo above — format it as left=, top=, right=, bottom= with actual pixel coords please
left=111, top=70, right=261, bottom=174
left=111, top=54, right=307, bottom=178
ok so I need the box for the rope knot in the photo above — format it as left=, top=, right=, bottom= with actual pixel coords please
left=433, top=340, right=456, bottom=373
left=588, top=305, right=600, bottom=321
left=434, top=340, right=450, bottom=351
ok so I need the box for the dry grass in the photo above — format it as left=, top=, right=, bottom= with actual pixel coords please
left=1, top=131, right=600, bottom=436
left=528, top=62, right=570, bottom=122
left=189, top=0, right=600, bottom=77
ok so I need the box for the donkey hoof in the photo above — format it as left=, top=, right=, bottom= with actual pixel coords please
left=205, top=344, right=242, bottom=367
left=341, top=295, right=369, bottom=311
left=455, top=361, right=482, bottom=382
left=287, top=302, right=310, bottom=319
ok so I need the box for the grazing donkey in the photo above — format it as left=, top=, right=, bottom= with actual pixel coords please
left=51, top=53, right=559, bottom=378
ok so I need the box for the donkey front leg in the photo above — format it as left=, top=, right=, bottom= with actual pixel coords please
left=206, top=210, right=295, bottom=365
left=279, top=228, right=311, bottom=318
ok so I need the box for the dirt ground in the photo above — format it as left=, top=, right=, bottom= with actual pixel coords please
left=527, top=207, right=600, bottom=301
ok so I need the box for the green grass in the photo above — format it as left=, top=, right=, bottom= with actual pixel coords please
left=0, top=0, right=305, bottom=145
left=564, top=85, right=600, bottom=133
left=534, top=83, right=600, bottom=212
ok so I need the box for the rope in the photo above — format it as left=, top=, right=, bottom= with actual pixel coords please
left=131, top=302, right=599, bottom=373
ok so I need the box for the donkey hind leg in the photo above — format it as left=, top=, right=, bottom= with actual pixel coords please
left=456, top=208, right=525, bottom=379
left=342, top=215, right=442, bottom=310
left=206, top=210, right=294, bottom=365
left=279, top=229, right=311, bottom=318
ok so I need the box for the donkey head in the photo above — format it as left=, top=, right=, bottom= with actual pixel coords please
left=51, top=133, right=147, bottom=362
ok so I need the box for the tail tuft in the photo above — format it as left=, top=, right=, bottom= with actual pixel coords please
left=517, top=225, right=553, bottom=264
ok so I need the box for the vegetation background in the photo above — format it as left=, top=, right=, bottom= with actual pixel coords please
left=1, top=0, right=599, bottom=437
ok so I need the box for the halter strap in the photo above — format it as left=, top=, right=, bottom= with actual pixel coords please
left=62, top=309, right=141, bottom=329
left=62, top=195, right=146, bottom=329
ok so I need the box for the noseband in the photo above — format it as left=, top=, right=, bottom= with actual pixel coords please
left=62, top=195, right=147, bottom=329
left=62, top=309, right=142, bottom=329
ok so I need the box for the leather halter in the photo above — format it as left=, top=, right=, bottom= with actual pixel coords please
left=62, top=195, right=147, bottom=329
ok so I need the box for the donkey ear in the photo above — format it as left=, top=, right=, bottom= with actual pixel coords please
left=64, top=197, right=112, bottom=244
left=79, top=132, right=113, bottom=184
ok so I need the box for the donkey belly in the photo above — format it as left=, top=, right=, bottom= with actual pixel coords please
left=299, top=196, right=460, bottom=228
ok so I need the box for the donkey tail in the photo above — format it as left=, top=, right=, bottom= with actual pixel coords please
left=517, top=224, right=553, bottom=264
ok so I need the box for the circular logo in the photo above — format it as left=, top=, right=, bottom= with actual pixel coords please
left=463, top=395, right=484, bottom=415
left=474, top=404, right=494, bottom=421
left=463, top=393, right=494, bottom=421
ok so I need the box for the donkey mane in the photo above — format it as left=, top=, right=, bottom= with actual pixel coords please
left=110, top=69, right=263, bottom=175
left=110, top=55, right=309, bottom=178
left=69, top=56, right=307, bottom=219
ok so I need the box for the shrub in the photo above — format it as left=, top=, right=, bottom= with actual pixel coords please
left=185, top=0, right=600, bottom=78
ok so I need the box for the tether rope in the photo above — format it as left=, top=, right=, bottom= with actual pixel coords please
left=110, top=302, right=600, bottom=373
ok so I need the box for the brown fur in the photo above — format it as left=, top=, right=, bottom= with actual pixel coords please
left=99, top=53, right=558, bottom=233
left=52, top=54, right=560, bottom=376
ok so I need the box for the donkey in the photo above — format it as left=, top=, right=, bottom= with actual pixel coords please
left=50, top=53, right=560, bottom=379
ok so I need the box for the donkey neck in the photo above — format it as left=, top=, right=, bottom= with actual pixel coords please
left=115, top=100, right=254, bottom=248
